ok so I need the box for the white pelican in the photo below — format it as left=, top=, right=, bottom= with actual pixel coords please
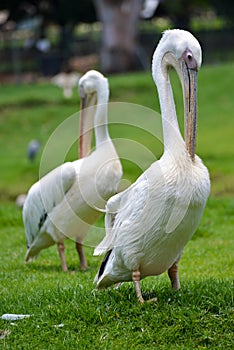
left=23, top=70, right=122, bottom=272
left=94, top=30, right=210, bottom=303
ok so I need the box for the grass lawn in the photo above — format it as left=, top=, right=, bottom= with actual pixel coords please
left=0, top=62, right=234, bottom=349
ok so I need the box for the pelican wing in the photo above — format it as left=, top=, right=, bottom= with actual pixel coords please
left=94, top=172, right=149, bottom=255
left=23, top=162, right=77, bottom=249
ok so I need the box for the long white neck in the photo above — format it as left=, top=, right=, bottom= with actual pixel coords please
left=94, top=82, right=110, bottom=147
left=152, top=49, right=185, bottom=156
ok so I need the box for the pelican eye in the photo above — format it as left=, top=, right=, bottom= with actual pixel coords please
left=182, top=48, right=198, bottom=70
left=187, top=53, right=193, bottom=61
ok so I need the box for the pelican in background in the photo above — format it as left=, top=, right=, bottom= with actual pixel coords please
left=94, top=30, right=210, bottom=303
left=23, top=70, right=122, bottom=272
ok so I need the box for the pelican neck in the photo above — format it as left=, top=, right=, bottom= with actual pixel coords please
left=94, top=87, right=111, bottom=147
left=153, top=54, right=185, bottom=155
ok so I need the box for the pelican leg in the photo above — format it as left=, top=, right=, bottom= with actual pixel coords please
left=168, top=262, right=181, bottom=290
left=75, top=242, right=88, bottom=270
left=132, top=270, right=158, bottom=304
left=57, top=242, right=68, bottom=272
left=132, top=270, right=144, bottom=304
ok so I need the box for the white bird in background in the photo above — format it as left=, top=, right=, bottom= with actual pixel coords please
left=94, top=30, right=210, bottom=303
left=52, top=72, right=81, bottom=99
left=23, top=70, right=122, bottom=272
left=15, top=194, right=27, bottom=209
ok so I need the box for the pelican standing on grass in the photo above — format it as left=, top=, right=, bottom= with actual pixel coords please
left=23, top=70, right=122, bottom=272
left=94, top=30, right=210, bottom=303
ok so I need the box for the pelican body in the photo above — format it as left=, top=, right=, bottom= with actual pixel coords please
left=94, top=30, right=210, bottom=303
left=23, top=70, right=122, bottom=271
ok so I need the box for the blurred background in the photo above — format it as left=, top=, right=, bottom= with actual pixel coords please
left=1, top=0, right=234, bottom=201
left=0, top=0, right=233, bottom=83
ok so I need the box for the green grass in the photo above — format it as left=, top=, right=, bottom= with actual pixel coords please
left=0, top=63, right=234, bottom=348
left=1, top=64, right=234, bottom=197
left=0, top=198, right=233, bottom=349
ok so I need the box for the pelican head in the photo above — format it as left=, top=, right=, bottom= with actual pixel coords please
left=78, top=70, right=109, bottom=158
left=152, top=29, right=202, bottom=160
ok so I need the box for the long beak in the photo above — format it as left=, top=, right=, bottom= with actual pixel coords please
left=79, top=95, right=94, bottom=159
left=182, top=61, right=198, bottom=161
